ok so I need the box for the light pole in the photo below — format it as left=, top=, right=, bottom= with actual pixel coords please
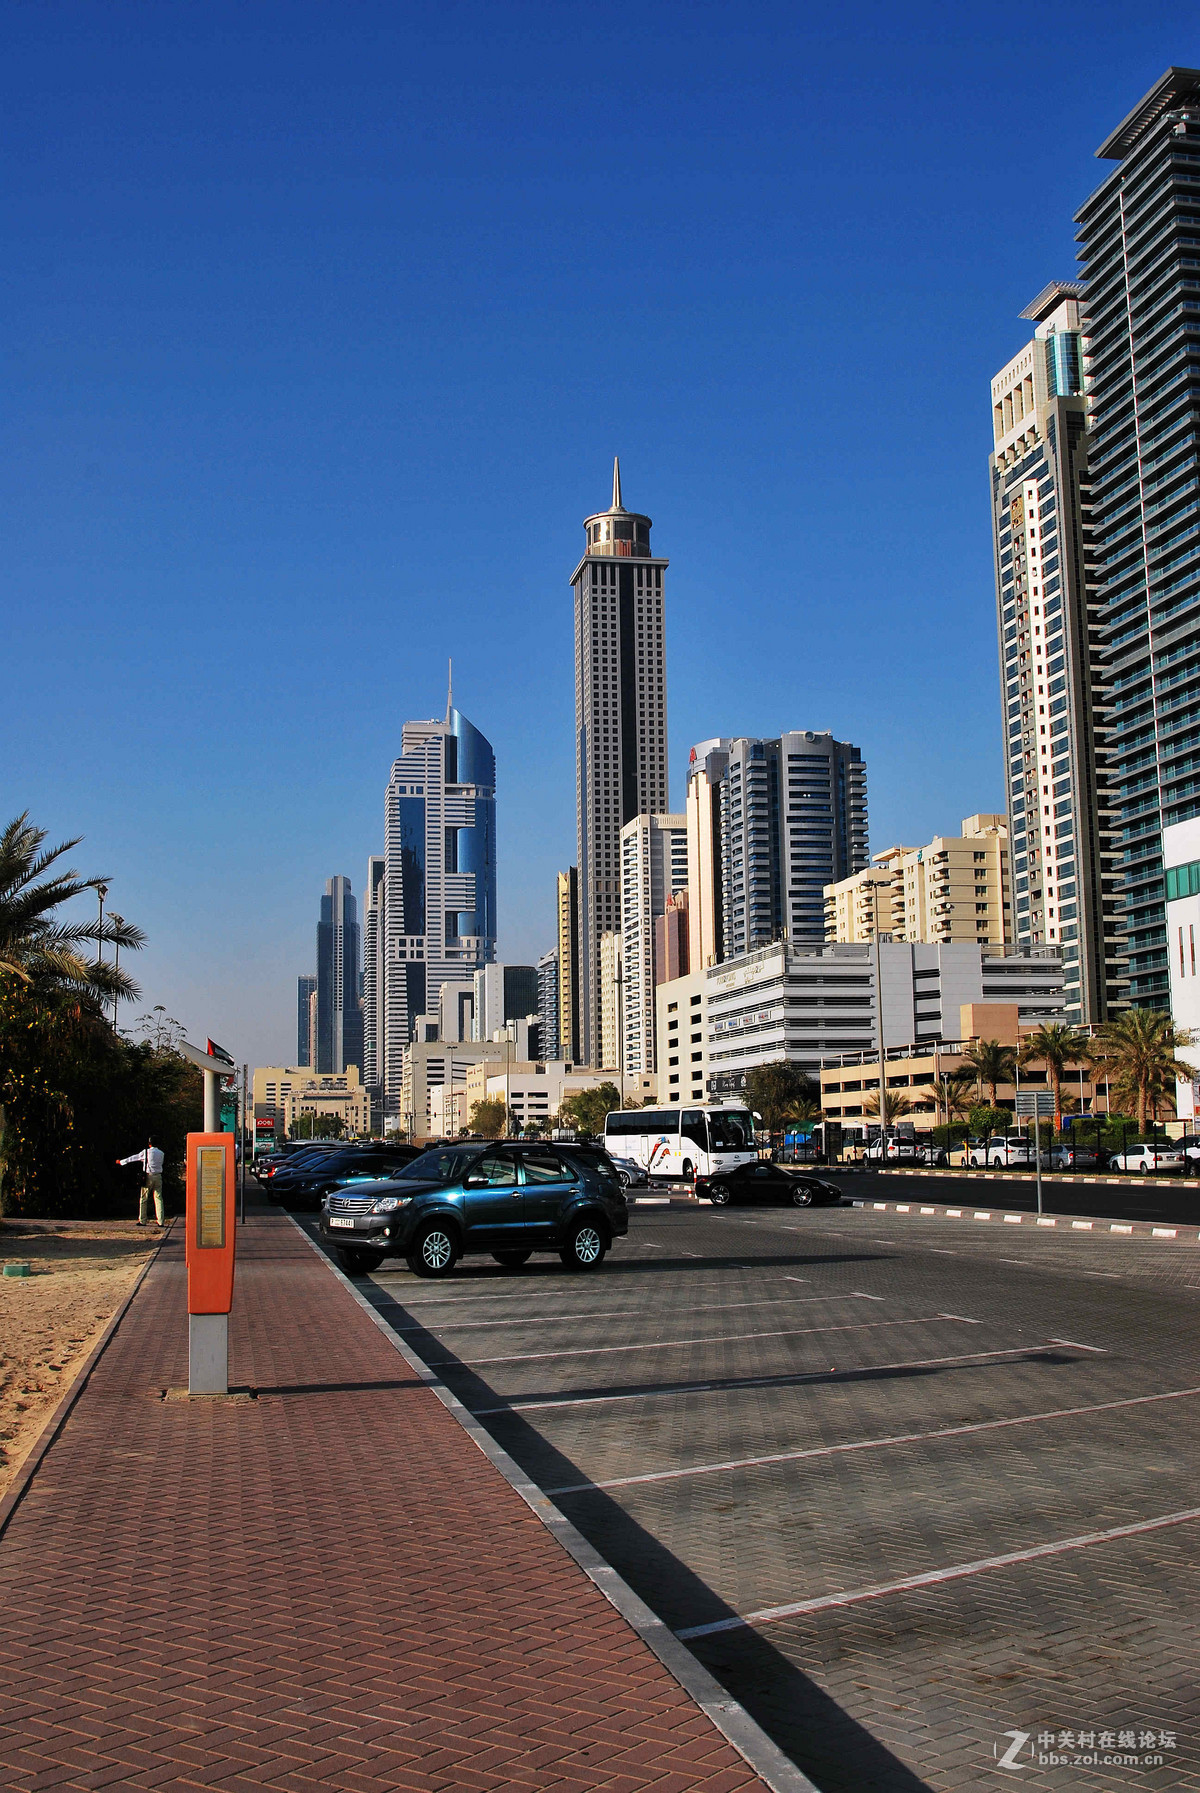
left=872, top=884, right=887, bottom=1174
left=96, top=884, right=108, bottom=980
left=109, top=913, right=123, bottom=1029
left=614, top=954, right=625, bottom=1111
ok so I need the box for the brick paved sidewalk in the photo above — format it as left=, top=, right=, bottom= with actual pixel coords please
left=0, top=1213, right=771, bottom=1793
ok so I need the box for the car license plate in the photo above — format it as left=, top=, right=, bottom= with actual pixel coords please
left=329, top=1216, right=356, bottom=1229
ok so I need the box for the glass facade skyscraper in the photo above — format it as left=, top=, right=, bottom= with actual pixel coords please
left=316, top=876, right=363, bottom=1075
left=1076, top=68, right=1200, bottom=1007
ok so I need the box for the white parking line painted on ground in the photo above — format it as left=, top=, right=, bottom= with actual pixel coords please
left=467, top=1343, right=1078, bottom=1415
left=543, top=1384, right=1200, bottom=1496
left=1049, top=1337, right=1108, bottom=1353
left=427, top=1313, right=970, bottom=1369
left=851, top=1292, right=886, bottom=1301
left=676, top=1505, right=1200, bottom=1637
left=393, top=1291, right=869, bottom=1333
left=936, top=1312, right=982, bottom=1324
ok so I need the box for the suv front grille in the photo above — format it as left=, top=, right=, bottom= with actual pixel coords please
left=327, top=1195, right=378, bottom=1215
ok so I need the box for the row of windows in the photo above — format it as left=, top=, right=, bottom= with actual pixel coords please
left=1165, top=858, right=1200, bottom=900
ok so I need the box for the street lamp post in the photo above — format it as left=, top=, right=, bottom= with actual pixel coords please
left=109, top=913, right=123, bottom=1030
left=614, top=955, right=625, bottom=1111
left=872, top=885, right=887, bottom=1175
left=96, top=884, right=107, bottom=979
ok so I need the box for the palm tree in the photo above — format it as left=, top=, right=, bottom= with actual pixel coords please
left=0, top=814, right=143, bottom=1003
left=1089, top=1009, right=1197, bottom=1134
left=960, top=1037, right=1017, bottom=1106
left=864, top=1090, right=914, bottom=1123
left=938, top=1068, right=975, bottom=1126
left=1019, top=1023, right=1089, bottom=1124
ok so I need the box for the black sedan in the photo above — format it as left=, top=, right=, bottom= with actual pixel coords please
left=697, top=1162, right=841, bottom=1207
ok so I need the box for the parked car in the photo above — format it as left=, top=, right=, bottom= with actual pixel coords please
left=605, top=1151, right=649, bottom=1189
left=1108, top=1142, right=1186, bottom=1174
left=1045, top=1144, right=1107, bottom=1172
left=697, top=1161, right=841, bottom=1207
left=270, top=1143, right=423, bottom=1207
left=968, top=1133, right=1034, bottom=1169
left=318, top=1141, right=628, bottom=1277
left=863, top=1135, right=919, bottom=1163
left=916, top=1141, right=949, bottom=1167
left=1176, top=1133, right=1200, bottom=1169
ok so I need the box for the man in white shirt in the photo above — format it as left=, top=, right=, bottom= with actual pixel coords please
left=117, top=1138, right=166, bottom=1227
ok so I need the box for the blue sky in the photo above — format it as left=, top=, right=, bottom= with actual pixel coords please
left=4, top=2, right=1197, bottom=1069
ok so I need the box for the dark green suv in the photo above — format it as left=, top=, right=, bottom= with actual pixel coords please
left=318, top=1141, right=628, bottom=1278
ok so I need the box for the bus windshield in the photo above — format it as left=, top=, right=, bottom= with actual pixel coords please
left=707, top=1110, right=754, bottom=1151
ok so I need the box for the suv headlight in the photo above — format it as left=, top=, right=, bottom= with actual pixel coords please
left=371, top=1194, right=409, bottom=1213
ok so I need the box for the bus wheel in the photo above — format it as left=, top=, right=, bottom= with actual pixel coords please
left=681, top=1159, right=694, bottom=1183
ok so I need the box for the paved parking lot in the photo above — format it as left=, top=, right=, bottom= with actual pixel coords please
left=342, top=1200, right=1200, bottom=1792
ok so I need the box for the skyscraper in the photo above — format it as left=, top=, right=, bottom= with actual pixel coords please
left=379, top=704, right=497, bottom=1125
left=1075, top=68, right=1200, bottom=1008
left=619, top=811, right=688, bottom=1074
left=361, top=854, right=386, bottom=1108
left=556, top=869, right=580, bottom=1064
left=686, top=738, right=731, bottom=972
left=316, top=877, right=363, bottom=1074
left=296, top=974, right=317, bottom=1067
left=573, top=461, right=669, bottom=1063
left=719, top=731, right=868, bottom=959
left=988, top=284, right=1120, bottom=1023
left=472, top=964, right=539, bottom=1041
left=537, top=948, right=560, bottom=1060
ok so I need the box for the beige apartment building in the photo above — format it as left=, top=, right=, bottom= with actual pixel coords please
left=826, top=816, right=1011, bottom=947
left=598, top=931, right=622, bottom=1073
left=252, top=1065, right=371, bottom=1138
left=458, top=1060, right=654, bottom=1136
left=398, top=1039, right=511, bottom=1139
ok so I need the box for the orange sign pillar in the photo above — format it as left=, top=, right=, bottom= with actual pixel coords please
left=185, top=1132, right=237, bottom=1394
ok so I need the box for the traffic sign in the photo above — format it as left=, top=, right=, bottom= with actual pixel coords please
left=1014, top=1092, right=1055, bottom=1117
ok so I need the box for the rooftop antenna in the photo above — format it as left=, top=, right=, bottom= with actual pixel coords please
left=611, top=455, right=623, bottom=510
left=446, top=657, right=453, bottom=722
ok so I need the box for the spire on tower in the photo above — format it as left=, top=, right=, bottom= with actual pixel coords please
left=446, top=657, right=453, bottom=722
left=611, top=456, right=624, bottom=511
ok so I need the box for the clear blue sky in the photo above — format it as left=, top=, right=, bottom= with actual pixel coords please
left=4, top=2, right=1196, bottom=1069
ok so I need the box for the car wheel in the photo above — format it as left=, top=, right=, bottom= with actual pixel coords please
left=791, top=1184, right=815, bottom=1207
left=559, top=1219, right=607, bottom=1271
left=707, top=1184, right=731, bottom=1206
left=1139, top=1161, right=1150, bottom=1173
left=492, top=1249, right=532, bottom=1268
left=337, top=1248, right=385, bottom=1276
left=616, top=1169, right=631, bottom=1189
left=407, top=1222, right=459, bottom=1278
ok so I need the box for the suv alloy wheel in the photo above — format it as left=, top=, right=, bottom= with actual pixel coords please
left=560, top=1218, right=607, bottom=1271
left=408, top=1221, right=459, bottom=1278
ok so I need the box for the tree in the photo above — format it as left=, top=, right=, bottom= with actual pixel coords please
left=1089, top=1008, right=1198, bottom=1133
left=131, top=1005, right=186, bottom=1052
left=969, top=1103, right=1011, bottom=1139
left=960, top=1038, right=1017, bottom=1106
left=291, top=1110, right=347, bottom=1140
left=468, top=1097, right=509, bottom=1137
left=938, top=1069, right=975, bottom=1125
left=1018, top=1023, right=1089, bottom=1123
left=864, top=1090, right=914, bottom=1123
left=0, top=813, right=143, bottom=1003
left=743, top=1061, right=820, bottom=1142
left=557, top=1082, right=621, bottom=1139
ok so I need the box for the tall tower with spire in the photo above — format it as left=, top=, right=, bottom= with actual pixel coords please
left=572, top=459, right=670, bottom=1065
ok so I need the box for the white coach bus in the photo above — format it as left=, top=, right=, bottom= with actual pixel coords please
left=603, top=1103, right=758, bottom=1182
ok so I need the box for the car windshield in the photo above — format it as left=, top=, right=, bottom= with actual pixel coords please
left=390, top=1147, right=482, bottom=1184
left=708, top=1111, right=753, bottom=1150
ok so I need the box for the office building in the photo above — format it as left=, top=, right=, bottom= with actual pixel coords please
left=598, top=931, right=622, bottom=1071
left=316, top=877, right=363, bottom=1074
left=573, top=461, right=669, bottom=1063
left=556, top=869, right=581, bottom=1064
left=399, top=1038, right=510, bottom=1141
left=655, top=891, right=689, bottom=985
left=537, top=949, right=560, bottom=1060
left=472, top=963, right=539, bottom=1043
left=362, top=855, right=386, bottom=1106
left=686, top=739, right=730, bottom=971
left=989, top=284, right=1118, bottom=1023
left=656, top=940, right=1064, bottom=1101
left=252, top=1064, right=370, bottom=1140
left=620, top=811, right=688, bottom=1074
left=1075, top=69, right=1200, bottom=1008
left=378, top=703, right=497, bottom=1124
left=1164, top=817, right=1200, bottom=1119
left=720, top=731, right=868, bottom=958
left=296, top=975, right=317, bottom=1067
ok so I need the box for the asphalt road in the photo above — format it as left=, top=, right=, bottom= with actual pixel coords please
left=323, top=1199, right=1200, bottom=1792
left=833, top=1167, right=1200, bottom=1227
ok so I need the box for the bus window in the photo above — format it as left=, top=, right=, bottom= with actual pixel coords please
left=708, top=1110, right=753, bottom=1151
left=681, top=1110, right=707, bottom=1152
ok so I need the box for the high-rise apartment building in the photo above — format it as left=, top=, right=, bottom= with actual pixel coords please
left=686, top=739, right=730, bottom=972
left=823, top=865, right=897, bottom=944
left=556, top=869, right=580, bottom=1064
left=1074, top=68, right=1200, bottom=1009
left=377, top=704, right=497, bottom=1125
left=316, top=878, right=362, bottom=1074
left=573, top=461, right=669, bottom=1063
left=989, top=284, right=1119, bottom=1023
left=296, top=974, right=317, bottom=1067
left=655, top=891, right=689, bottom=986
left=720, top=731, right=868, bottom=958
left=537, top=949, right=560, bottom=1060
left=598, top=932, right=623, bottom=1071
left=619, top=811, right=688, bottom=1074
left=472, top=964, right=539, bottom=1041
